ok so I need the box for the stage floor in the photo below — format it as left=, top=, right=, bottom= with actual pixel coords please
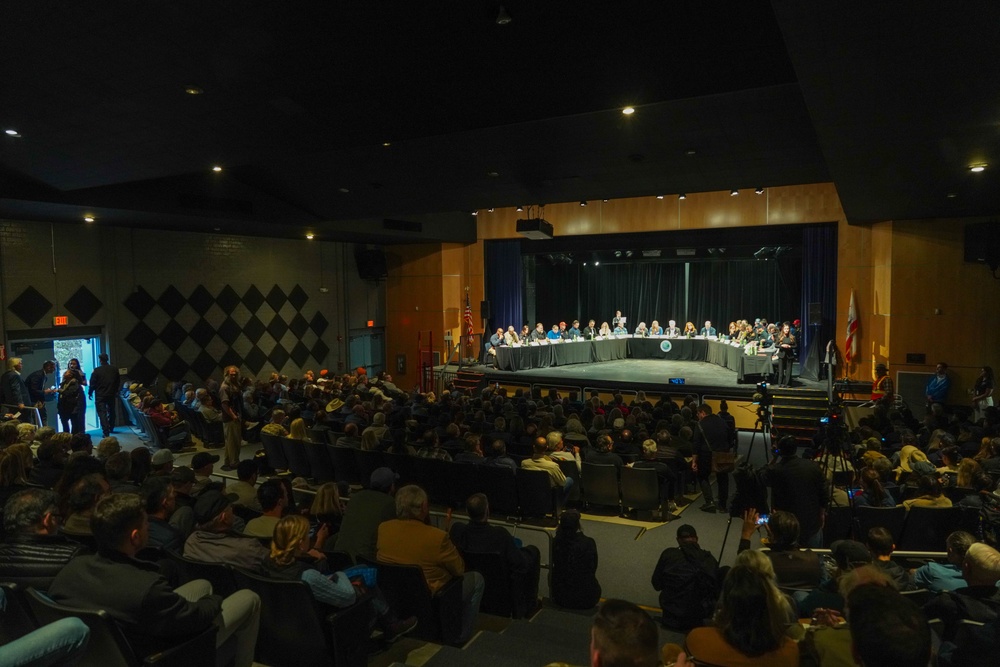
left=474, top=358, right=826, bottom=394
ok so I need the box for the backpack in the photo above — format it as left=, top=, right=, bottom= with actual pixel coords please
left=658, top=546, right=720, bottom=630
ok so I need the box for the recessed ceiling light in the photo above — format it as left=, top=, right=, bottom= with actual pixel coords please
left=622, top=106, right=635, bottom=115
left=580, top=200, right=587, bottom=207
left=184, top=86, right=204, bottom=95
left=83, top=215, right=95, bottom=223
left=969, top=163, right=987, bottom=173
left=755, top=187, right=764, bottom=195
left=338, top=187, right=350, bottom=193
left=487, top=208, right=495, bottom=213
left=946, top=193, right=958, bottom=199
left=730, top=189, right=739, bottom=196
left=516, top=205, right=523, bottom=212
left=471, top=210, right=478, bottom=216
left=4, top=129, right=19, bottom=136
left=212, top=165, right=222, bottom=172
left=213, top=227, right=221, bottom=231
left=594, top=260, right=600, bottom=266
left=382, top=141, right=391, bottom=147
left=685, top=149, right=697, bottom=156
left=602, top=199, right=609, bottom=203
left=656, top=195, right=664, bottom=199
left=306, top=233, right=315, bottom=240
left=486, top=171, right=500, bottom=178
left=678, top=193, right=687, bottom=200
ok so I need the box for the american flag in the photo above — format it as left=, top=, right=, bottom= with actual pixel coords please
left=464, top=294, right=474, bottom=343
left=845, top=289, right=858, bottom=364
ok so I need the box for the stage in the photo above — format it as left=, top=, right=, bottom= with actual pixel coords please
left=468, top=357, right=826, bottom=398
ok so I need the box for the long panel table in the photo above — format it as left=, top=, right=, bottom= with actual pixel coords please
left=495, top=336, right=775, bottom=382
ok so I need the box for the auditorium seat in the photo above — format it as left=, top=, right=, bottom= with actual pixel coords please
left=280, top=437, right=312, bottom=478
left=581, top=462, right=620, bottom=514
left=621, top=466, right=660, bottom=516
left=231, top=567, right=373, bottom=667
left=854, top=505, right=906, bottom=544
left=898, top=506, right=963, bottom=551
left=259, top=432, right=289, bottom=473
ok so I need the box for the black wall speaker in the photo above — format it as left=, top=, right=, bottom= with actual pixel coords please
left=480, top=300, right=491, bottom=319
left=808, top=302, right=822, bottom=320
left=355, top=246, right=388, bottom=280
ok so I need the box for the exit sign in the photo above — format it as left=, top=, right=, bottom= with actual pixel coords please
left=53, top=315, right=68, bottom=326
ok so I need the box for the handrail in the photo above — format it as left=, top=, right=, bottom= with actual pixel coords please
left=0, top=404, right=43, bottom=427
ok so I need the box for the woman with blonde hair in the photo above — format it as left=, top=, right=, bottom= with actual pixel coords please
left=266, top=514, right=416, bottom=639
left=955, top=457, right=982, bottom=488
left=310, top=482, right=343, bottom=534
left=288, top=417, right=307, bottom=441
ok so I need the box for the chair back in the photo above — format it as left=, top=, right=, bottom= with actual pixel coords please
left=280, top=437, right=312, bottom=478
left=307, top=428, right=327, bottom=444
left=899, top=506, right=963, bottom=551
left=163, top=550, right=239, bottom=598
left=411, top=458, right=455, bottom=506
left=0, top=582, right=37, bottom=646
left=354, top=449, right=386, bottom=483
left=363, top=557, right=464, bottom=644
left=25, top=587, right=134, bottom=667
left=516, top=467, right=555, bottom=518
left=581, top=462, right=620, bottom=511
left=230, top=567, right=350, bottom=667
left=556, top=459, right=582, bottom=504
left=460, top=550, right=516, bottom=617
left=472, top=463, right=519, bottom=516
left=328, top=445, right=361, bottom=485
left=822, top=506, right=854, bottom=547
left=260, top=432, right=289, bottom=471
left=854, top=505, right=906, bottom=544
left=303, top=440, right=337, bottom=482
left=621, top=466, right=660, bottom=512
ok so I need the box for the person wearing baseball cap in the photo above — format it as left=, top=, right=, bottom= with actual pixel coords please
left=184, top=489, right=269, bottom=573
left=190, top=452, right=221, bottom=496
left=150, top=448, right=174, bottom=476
left=872, top=362, right=894, bottom=402
left=652, top=524, right=722, bottom=630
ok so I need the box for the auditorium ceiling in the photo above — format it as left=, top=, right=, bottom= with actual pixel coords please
left=1, top=2, right=998, bottom=242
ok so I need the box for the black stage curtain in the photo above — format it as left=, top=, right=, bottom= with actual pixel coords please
left=484, top=239, right=523, bottom=333
left=533, top=261, right=685, bottom=330
left=687, top=259, right=800, bottom=329
left=799, top=224, right=838, bottom=380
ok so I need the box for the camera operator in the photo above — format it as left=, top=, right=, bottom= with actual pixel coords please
left=760, top=435, right=829, bottom=548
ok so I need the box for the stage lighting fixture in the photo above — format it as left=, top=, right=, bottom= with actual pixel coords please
left=625, top=250, right=633, bottom=258
left=755, top=187, right=764, bottom=194
left=471, top=210, right=478, bottom=216
left=580, top=200, right=587, bottom=206
left=969, top=163, right=987, bottom=173
left=678, top=193, right=686, bottom=200
left=730, top=189, right=739, bottom=196
left=516, top=205, right=524, bottom=211
left=614, top=250, right=622, bottom=258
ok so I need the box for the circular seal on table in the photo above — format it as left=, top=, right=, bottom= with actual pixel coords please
left=660, top=340, right=672, bottom=353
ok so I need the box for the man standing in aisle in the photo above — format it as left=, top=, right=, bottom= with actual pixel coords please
left=761, top=435, right=828, bottom=548
left=25, top=360, right=58, bottom=427
left=1, top=357, right=31, bottom=411
left=89, top=354, right=121, bottom=438
left=219, top=365, right=243, bottom=472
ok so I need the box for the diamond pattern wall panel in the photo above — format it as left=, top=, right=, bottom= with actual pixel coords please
left=122, top=283, right=330, bottom=383
left=63, top=286, right=103, bottom=323
left=8, top=286, right=53, bottom=327
left=124, top=287, right=156, bottom=319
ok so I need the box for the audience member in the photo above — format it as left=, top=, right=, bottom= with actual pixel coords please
left=651, top=524, right=720, bottom=630
left=183, top=489, right=269, bottom=573
left=334, top=467, right=397, bottom=560
left=551, top=510, right=601, bottom=610
left=589, top=599, right=659, bottom=667
left=0, top=488, right=87, bottom=589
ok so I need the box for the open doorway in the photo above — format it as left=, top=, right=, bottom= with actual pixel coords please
left=9, top=335, right=101, bottom=432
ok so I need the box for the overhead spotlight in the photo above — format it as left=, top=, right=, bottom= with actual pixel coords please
left=685, top=149, right=697, bottom=156
left=656, top=195, right=664, bottom=199
left=755, top=186, right=764, bottom=195
left=488, top=207, right=495, bottom=212
left=382, top=141, right=391, bottom=147
left=496, top=4, right=512, bottom=25
left=184, top=86, right=204, bottom=95
left=614, top=250, right=622, bottom=258
left=730, top=189, right=739, bottom=196
left=338, top=187, right=350, bottom=193
left=83, top=215, right=95, bottom=223
left=969, top=163, right=988, bottom=172
left=625, top=250, right=633, bottom=258
left=718, top=248, right=726, bottom=254
left=622, top=106, right=635, bottom=115
left=583, top=262, right=588, bottom=266
left=580, top=200, right=587, bottom=207
left=678, top=193, right=686, bottom=200
left=471, top=210, right=478, bottom=216
left=946, top=193, right=958, bottom=199
left=602, top=198, right=609, bottom=202
left=594, top=260, right=600, bottom=266
left=708, top=248, right=717, bottom=255
left=516, top=205, right=523, bottom=212
left=306, top=233, right=315, bottom=240
left=212, top=165, right=222, bottom=172
left=4, top=129, right=20, bottom=136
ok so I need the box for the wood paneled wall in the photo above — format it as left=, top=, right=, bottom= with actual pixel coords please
left=385, top=182, right=999, bottom=397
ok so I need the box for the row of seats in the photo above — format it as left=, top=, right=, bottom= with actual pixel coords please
left=260, top=432, right=665, bottom=518
left=822, top=504, right=980, bottom=550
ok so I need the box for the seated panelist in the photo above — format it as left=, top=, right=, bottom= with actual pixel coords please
left=699, top=320, right=717, bottom=337
left=568, top=320, right=582, bottom=338
left=529, top=323, right=547, bottom=342
left=649, top=320, right=663, bottom=336
left=664, top=320, right=681, bottom=337
left=546, top=324, right=562, bottom=340
left=599, top=322, right=612, bottom=337
left=504, top=326, right=520, bottom=345
left=582, top=319, right=597, bottom=339
left=634, top=322, right=649, bottom=337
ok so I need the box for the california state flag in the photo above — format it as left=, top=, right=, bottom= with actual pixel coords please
left=845, top=289, right=858, bottom=364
